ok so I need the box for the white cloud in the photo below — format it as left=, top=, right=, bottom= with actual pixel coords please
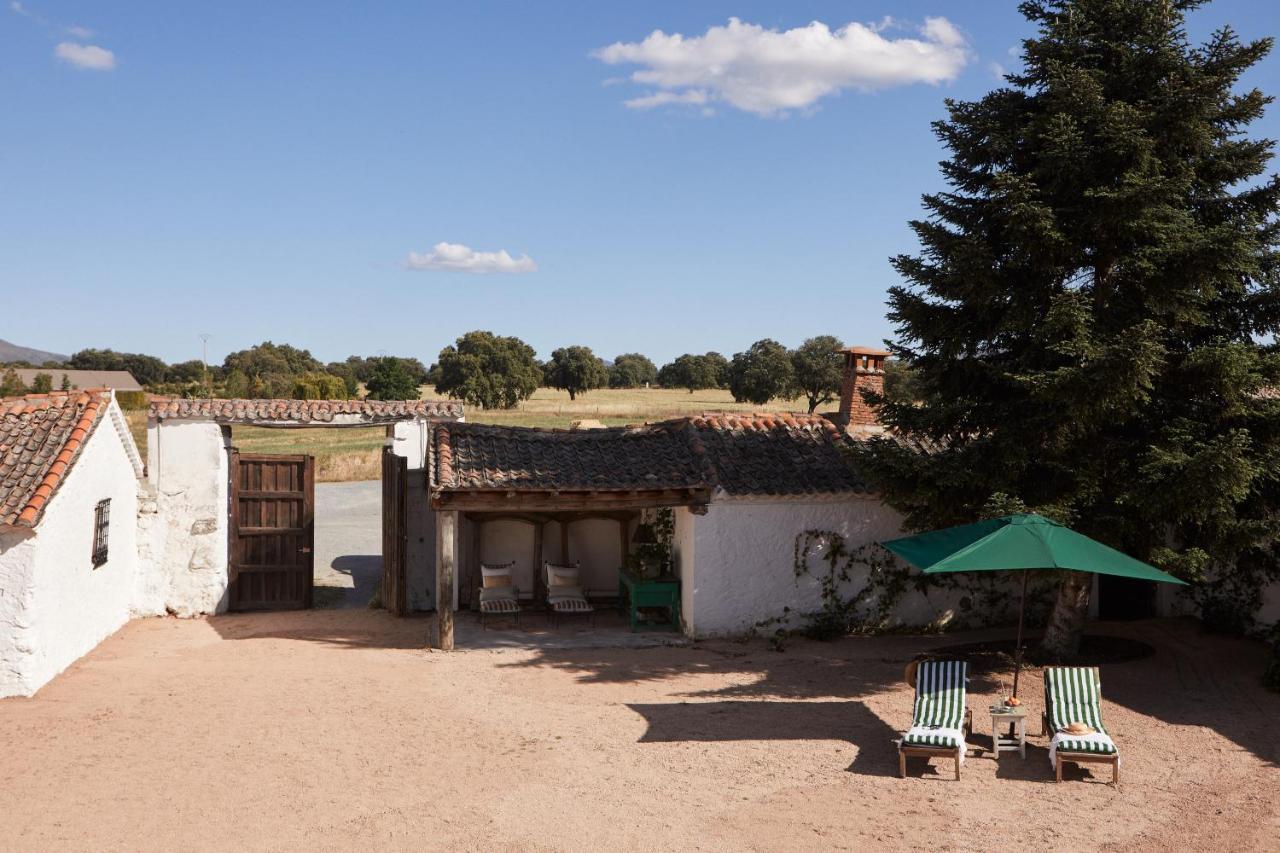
left=405, top=242, right=537, bottom=275
left=66, top=25, right=93, bottom=38
left=624, top=89, right=709, bottom=110
left=988, top=60, right=1006, bottom=79
left=593, top=16, right=970, bottom=117
left=54, top=41, right=115, bottom=70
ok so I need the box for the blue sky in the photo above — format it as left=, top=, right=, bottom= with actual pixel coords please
left=3, top=1, right=1278, bottom=367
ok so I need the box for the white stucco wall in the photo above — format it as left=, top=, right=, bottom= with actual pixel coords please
left=673, top=507, right=697, bottom=632
left=143, top=417, right=441, bottom=616
left=0, top=528, right=38, bottom=696
left=141, top=420, right=230, bottom=616
left=0, top=407, right=139, bottom=697
left=452, top=515, right=633, bottom=608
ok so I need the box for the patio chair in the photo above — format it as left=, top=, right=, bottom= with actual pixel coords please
left=898, top=659, right=972, bottom=780
left=478, top=562, right=521, bottom=629
left=544, top=561, right=594, bottom=628
left=1042, top=666, right=1120, bottom=786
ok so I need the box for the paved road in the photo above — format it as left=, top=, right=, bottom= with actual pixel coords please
left=314, top=479, right=381, bottom=607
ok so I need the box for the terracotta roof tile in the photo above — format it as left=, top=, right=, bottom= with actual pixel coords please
left=0, top=390, right=111, bottom=527
left=148, top=397, right=463, bottom=424
left=432, top=412, right=872, bottom=498
left=433, top=421, right=707, bottom=493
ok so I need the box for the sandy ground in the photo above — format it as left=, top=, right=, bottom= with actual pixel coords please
left=1, top=614, right=1277, bottom=853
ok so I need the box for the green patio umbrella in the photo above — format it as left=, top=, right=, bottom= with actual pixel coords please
left=881, top=513, right=1186, bottom=697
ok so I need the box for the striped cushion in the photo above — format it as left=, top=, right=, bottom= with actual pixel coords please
left=1054, top=733, right=1118, bottom=755
left=902, top=726, right=965, bottom=749
left=901, top=660, right=967, bottom=749
left=1045, top=667, right=1111, bottom=740
left=550, top=597, right=593, bottom=613
left=480, top=598, right=520, bottom=614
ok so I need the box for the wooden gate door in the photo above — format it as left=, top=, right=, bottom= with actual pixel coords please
left=229, top=451, right=314, bottom=611
left=381, top=447, right=408, bottom=616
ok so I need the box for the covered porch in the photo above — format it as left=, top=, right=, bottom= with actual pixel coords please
left=428, top=420, right=716, bottom=649
left=431, top=490, right=710, bottom=649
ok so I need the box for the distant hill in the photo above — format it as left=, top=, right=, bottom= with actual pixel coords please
left=0, top=338, right=69, bottom=365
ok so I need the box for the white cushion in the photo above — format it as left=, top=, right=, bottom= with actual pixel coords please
left=479, top=585, right=516, bottom=603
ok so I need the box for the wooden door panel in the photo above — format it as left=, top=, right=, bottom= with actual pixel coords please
left=229, top=452, right=314, bottom=611
left=381, top=448, right=408, bottom=616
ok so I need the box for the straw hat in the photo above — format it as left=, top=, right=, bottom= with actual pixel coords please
left=904, top=659, right=920, bottom=688
left=1063, top=721, right=1095, bottom=735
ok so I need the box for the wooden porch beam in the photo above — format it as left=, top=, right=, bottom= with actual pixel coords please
left=433, top=509, right=457, bottom=650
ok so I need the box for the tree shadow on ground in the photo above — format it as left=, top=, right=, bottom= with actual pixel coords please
left=207, top=609, right=429, bottom=650
left=947, top=618, right=1280, bottom=769
left=317, top=554, right=381, bottom=608
left=1095, top=619, right=1280, bottom=768
left=501, top=618, right=1280, bottom=767
left=498, top=633, right=1003, bottom=702
left=627, top=699, right=904, bottom=777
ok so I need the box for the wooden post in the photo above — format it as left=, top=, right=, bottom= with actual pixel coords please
left=532, top=521, right=544, bottom=600
left=618, top=518, right=630, bottom=571
left=434, top=510, right=457, bottom=650
left=560, top=519, right=570, bottom=564
left=469, top=517, right=482, bottom=611
left=1012, top=569, right=1030, bottom=698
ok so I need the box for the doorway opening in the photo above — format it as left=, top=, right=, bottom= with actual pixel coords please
left=228, top=424, right=389, bottom=610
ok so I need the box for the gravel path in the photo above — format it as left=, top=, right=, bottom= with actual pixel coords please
left=313, top=479, right=381, bottom=608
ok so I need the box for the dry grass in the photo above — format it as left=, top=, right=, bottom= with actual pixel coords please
left=427, top=385, right=816, bottom=428
left=123, top=388, right=820, bottom=482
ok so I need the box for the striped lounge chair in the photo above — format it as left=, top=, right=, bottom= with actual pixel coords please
left=478, top=562, right=522, bottom=629
left=544, top=562, right=594, bottom=627
left=1043, top=666, right=1120, bottom=785
left=898, top=659, right=972, bottom=780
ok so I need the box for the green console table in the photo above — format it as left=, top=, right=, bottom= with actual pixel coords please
left=618, top=570, right=681, bottom=632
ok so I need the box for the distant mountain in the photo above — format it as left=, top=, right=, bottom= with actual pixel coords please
left=0, top=338, right=69, bottom=365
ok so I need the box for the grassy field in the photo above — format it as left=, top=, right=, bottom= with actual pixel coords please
left=422, top=385, right=814, bottom=428
left=124, top=387, right=818, bottom=482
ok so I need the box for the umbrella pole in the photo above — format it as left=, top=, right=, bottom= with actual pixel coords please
left=1012, top=569, right=1029, bottom=699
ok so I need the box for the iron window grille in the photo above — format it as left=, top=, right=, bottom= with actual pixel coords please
left=92, top=498, right=111, bottom=568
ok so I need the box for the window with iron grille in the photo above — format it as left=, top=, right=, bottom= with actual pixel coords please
left=92, top=498, right=110, bottom=568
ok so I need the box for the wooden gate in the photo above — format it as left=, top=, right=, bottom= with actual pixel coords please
left=381, top=447, right=408, bottom=616
left=229, top=451, right=314, bottom=611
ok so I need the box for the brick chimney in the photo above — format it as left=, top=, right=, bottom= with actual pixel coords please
left=837, top=346, right=890, bottom=434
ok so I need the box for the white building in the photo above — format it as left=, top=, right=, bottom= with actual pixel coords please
left=0, top=390, right=144, bottom=697
left=427, top=413, right=939, bottom=641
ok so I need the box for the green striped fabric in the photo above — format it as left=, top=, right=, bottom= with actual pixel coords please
left=902, top=660, right=967, bottom=749
left=1045, top=667, right=1118, bottom=755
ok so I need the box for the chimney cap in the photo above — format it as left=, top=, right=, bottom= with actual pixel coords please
left=840, top=346, right=892, bottom=357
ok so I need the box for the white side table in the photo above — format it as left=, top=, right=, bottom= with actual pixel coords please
left=990, top=708, right=1027, bottom=759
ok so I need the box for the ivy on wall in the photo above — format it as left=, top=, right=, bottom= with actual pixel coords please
left=757, top=529, right=1056, bottom=643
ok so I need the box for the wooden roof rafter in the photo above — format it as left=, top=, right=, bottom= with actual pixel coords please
left=433, top=486, right=711, bottom=514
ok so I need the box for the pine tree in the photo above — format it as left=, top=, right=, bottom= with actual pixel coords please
left=857, top=0, right=1280, bottom=657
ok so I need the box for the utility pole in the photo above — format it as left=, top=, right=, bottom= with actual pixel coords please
left=199, top=334, right=213, bottom=398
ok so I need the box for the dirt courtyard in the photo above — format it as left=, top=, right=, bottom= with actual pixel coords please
left=1, top=613, right=1277, bottom=852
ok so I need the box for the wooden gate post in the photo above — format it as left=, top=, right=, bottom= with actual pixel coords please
left=434, top=509, right=458, bottom=650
